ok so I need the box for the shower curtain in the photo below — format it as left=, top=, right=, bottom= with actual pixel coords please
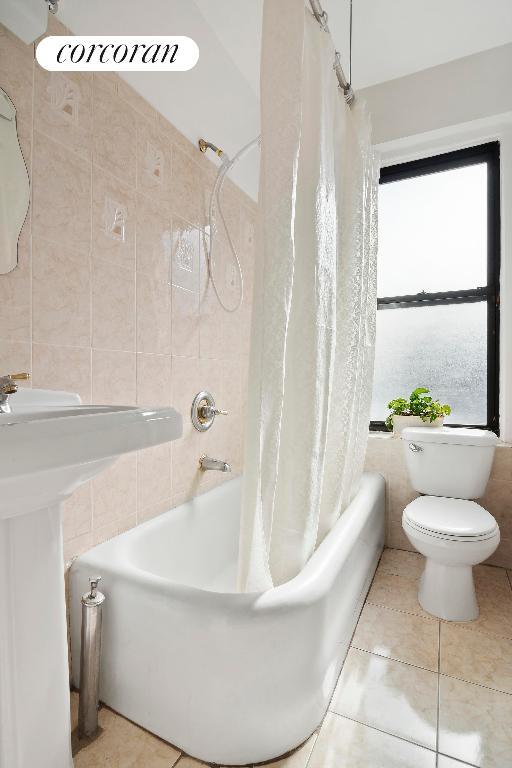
left=238, top=0, right=379, bottom=592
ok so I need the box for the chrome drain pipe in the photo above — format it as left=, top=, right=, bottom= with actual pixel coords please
left=78, top=576, right=105, bottom=739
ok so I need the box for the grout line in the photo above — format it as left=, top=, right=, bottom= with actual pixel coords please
left=328, top=710, right=437, bottom=755
left=438, top=671, right=512, bottom=698
left=349, top=645, right=438, bottom=676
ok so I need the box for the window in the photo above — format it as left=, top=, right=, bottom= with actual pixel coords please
left=371, top=143, right=500, bottom=432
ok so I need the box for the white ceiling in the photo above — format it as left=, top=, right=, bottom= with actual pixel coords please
left=197, top=0, right=512, bottom=91
left=58, top=0, right=512, bottom=198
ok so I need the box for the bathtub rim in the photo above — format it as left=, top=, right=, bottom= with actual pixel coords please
left=71, top=471, right=385, bottom=610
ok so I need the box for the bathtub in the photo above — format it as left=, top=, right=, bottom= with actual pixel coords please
left=70, top=471, right=385, bottom=765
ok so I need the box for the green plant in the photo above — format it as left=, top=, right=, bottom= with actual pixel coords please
left=385, top=387, right=451, bottom=431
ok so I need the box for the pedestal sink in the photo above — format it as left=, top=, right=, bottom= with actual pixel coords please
left=0, top=388, right=182, bottom=768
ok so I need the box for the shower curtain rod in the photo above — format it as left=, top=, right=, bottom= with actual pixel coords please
left=309, top=0, right=355, bottom=104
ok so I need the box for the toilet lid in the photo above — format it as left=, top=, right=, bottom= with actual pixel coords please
left=403, top=496, right=498, bottom=538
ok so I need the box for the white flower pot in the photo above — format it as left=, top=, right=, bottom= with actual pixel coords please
left=391, top=415, right=445, bottom=436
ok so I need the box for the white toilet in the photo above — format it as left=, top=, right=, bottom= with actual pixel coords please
left=401, top=426, right=500, bottom=621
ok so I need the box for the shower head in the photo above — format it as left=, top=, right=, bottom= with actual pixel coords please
left=198, top=138, right=230, bottom=163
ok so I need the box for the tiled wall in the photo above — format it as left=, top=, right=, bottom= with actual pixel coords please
left=365, top=435, right=512, bottom=568
left=0, top=18, right=256, bottom=563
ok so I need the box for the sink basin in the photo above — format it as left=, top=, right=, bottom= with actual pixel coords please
left=0, top=389, right=182, bottom=519
left=0, top=388, right=183, bottom=768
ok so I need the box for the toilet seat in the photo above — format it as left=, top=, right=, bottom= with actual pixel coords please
left=403, top=496, right=498, bottom=542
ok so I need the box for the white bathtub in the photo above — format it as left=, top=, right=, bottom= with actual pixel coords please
left=70, top=472, right=385, bottom=765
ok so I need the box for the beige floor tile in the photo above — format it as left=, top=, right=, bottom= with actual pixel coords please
left=436, top=757, right=468, bottom=767
left=330, top=648, right=438, bottom=750
left=439, top=676, right=512, bottom=768
left=71, top=693, right=181, bottom=768
left=367, top=571, right=432, bottom=619
left=308, top=713, right=436, bottom=768
left=440, top=623, right=512, bottom=693
left=474, top=564, right=511, bottom=594
left=174, top=757, right=209, bottom=767
left=256, top=733, right=317, bottom=767
left=378, top=548, right=425, bottom=580
left=352, top=603, right=439, bottom=671
left=465, top=584, right=512, bottom=639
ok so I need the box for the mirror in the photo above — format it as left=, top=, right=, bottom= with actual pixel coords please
left=0, top=87, right=30, bottom=275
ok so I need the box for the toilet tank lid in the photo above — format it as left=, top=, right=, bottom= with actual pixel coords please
left=400, top=426, right=498, bottom=447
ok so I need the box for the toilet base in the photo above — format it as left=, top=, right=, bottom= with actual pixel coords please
left=418, top=559, right=478, bottom=621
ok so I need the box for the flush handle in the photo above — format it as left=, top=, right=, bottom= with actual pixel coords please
left=408, top=442, right=423, bottom=453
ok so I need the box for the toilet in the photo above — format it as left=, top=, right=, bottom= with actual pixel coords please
left=401, top=426, right=500, bottom=621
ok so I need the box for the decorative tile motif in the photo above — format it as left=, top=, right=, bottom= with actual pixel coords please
left=144, top=140, right=164, bottom=183
left=103, top=196, right=127, bottom=242
left=47, top=72, right=80, bottom=123
left=172, top=220, right=200, bottom=292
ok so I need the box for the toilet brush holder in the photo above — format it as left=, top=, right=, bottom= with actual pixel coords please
left=78, top=576, right=105, bottom=739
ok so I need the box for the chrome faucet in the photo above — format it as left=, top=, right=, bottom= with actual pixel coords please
left=199, top=455, right=232, bottom=473
left=0, top=372, right=30, bottom=414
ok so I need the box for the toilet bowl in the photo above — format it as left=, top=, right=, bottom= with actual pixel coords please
left=400, top=426, right=499, bottom=621
left=402, top=496, right=500, bottom=621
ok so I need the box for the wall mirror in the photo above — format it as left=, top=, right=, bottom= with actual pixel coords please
left=0, top=86, right=30, bottom=274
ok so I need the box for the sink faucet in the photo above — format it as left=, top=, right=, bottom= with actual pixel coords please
left=199, top=454, right=232, bottom=473
left=0, top=372, right=30, bottom=414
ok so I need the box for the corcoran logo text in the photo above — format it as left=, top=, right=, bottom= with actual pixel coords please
left=36, top=36, right=199, bottom=72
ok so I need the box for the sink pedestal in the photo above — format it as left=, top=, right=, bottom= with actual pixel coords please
left=0, top=505, right=73, bottom=768
left=0, top=387, right=182, bottom=767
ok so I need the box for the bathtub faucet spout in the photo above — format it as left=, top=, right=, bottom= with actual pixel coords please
left=199, top=455, right=232, bottom=472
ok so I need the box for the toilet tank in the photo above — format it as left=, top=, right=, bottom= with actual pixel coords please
left=401, top=427, right=498, bottom=499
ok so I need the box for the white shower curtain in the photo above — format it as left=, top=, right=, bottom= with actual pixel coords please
left=238, top=0, right=379, bottom=592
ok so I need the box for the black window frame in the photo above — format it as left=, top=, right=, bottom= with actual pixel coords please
left=370, top=142, right=501, bottom=434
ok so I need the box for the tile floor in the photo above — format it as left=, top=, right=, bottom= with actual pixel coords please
left=71, top=548, right=512, bottom=767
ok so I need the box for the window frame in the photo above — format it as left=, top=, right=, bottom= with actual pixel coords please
left=370, top=142, right=501, bottom=434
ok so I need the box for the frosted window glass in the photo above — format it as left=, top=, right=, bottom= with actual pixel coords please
left=378, top=164, right=487, bottom=297
left=371, top=302, right=487, bottom=425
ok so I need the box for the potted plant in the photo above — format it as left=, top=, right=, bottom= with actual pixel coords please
left=385, top=387, right=451, bottom=435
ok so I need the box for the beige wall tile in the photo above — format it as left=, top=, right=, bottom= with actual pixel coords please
left=137, top=443, right=172, bottom=511
left=136, top=353, right=172, bottom=407
left=171, top=147, right=202, bottom=226
left=93, top=81, right=137, bottom=186
left=0, top=33, right=255, bottom=567
left=0, top=341, right=31, bottom=380
left=0, top=223, right=31, bottom=342
left=136, top=115, right=172, bottom=199
left=34, top=68, right=92, bottom=160
left=92, top=166, right=136, bottom=270
left=92, top=349, right=136, bottom=405
left=32, top=343, right=91, bottom=403
left=490, top=444, right=512, bottom=481
left=135, top=194, right=172, bottom=278
left=136, top=271, right=172, bottom=355
left=92, top=259, right=135, bottom=351
left=32, top=238, right=91, bottom=347
left=171, top=218, right=201, bottom=292
left=62, top=482, right=92, bottom=542
left=32, top=131, right=91, bottom=254
left=92, top=454, right=137, bottom=528
left=172, top=286, right=200, bottom=358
